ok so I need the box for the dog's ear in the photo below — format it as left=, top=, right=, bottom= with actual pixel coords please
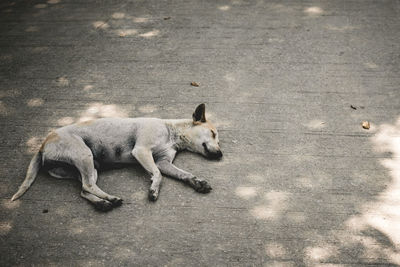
left=193, top=103, right=206, bottom=123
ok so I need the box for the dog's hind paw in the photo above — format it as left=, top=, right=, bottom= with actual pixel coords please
left=148, top=189, right=158, bottom=201
left=94, top=200, right=114, bottom=212
left=188, top=178, right=212, bottom=194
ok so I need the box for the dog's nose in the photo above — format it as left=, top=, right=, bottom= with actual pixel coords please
left=216, top=150, right=223, bottom=158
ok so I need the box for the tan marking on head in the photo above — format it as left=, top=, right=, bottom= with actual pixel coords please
left=205, top=121, right=217, bottom=132
left=77, top=119, right=95, bottom=126
left=39, top=132, right=59, bottom=152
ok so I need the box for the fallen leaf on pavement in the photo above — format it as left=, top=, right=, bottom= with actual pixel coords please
left=191, top=82, right=199, bottom=87
left=362, top=121, right=370, bottom=129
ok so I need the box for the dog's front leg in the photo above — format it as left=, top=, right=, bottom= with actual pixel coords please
left=132, top=146, right=162, bottom=201
left=156, top=160, right=212, bottom=193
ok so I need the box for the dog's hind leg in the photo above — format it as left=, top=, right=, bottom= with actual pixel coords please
left=80, top=169, right=121, bottom=210
left=132, top=146, right=163, bottom=201
left=43, top=134, right=122, bottom=207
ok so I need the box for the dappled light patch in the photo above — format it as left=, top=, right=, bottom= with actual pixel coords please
left=27, top=98, right=44, bottom=107
left=251, top=191, right=290, bottom=220
left=93, top=21, right=110, bottom=30
left=304, top=6, right=323, bottom=16
left=58, top=116, right=74, bottom=126
left=364, top=62, right=379, bottom=69
left=2, top=199, right=20, bottom=210
left=79, top=102, right=129, bottom=120
left=83, top=85, right=94, bottom=91
left=117, top=29, right=138, bottom=37
left=112, top=12, right=125, bottom=19
left=218, top=5, right=230, bottom=11
left=139, top=30, right=160, bottom=38
left=235, top=186, right=257, bottom=200
left=133, top=17, right=149, bottom=23
left=268, top=38, right=284, bottom=43
left=26, top=136, right=44, bottom=154
left=224, top=73, right=235, bottom=82
left=305, top=245, right=337, bottom=263
left=138, top=104, right=157, bottom=113
left=0, top=221, right=12, bottom=236
left=265, top=242, right=287, bottom=258
left=325, top=25, right=356, bottom=32
left=250, top=205, right=277, bottom=220
left=56, top=76, right=69, bottom=86
left=304, top=119, right=325, bottom=130
left=47, top=0, right=61, bottom=4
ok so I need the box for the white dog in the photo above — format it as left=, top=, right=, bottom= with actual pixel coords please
left=11, top=104, right=222, bottom=211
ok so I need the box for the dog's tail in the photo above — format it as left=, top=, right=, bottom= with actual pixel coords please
left=11, top=152, right=42, bottom=201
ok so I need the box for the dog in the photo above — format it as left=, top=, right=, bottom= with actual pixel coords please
left=11, top=103, right=222, bottom=211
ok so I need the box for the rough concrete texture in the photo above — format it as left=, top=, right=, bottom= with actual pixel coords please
left=1, top=0, right=400, bottom=266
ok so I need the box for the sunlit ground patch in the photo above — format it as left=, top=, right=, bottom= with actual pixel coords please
left=92, top=21, right=109, bottom=30
left=47, top=0, right=61, bottom=4
left=58, top=116, right=75, bottom=126
left=1, top=199, right=20, bottom=210
left=139, top=30, right=160, bottom=38
left=133, top=17, right=149, bottom=23
left=265, top=242, right=287, bottom=258
left=304, top=6, right=324, bottom=16
left=56, top=76, right=69, bottom=86
left=364, top=62, right=379, bottom=69
left=235, top=186, right=257, bottom=200
left=83, top=85, right=94, bottom=91
left=112, top=12, right=125, bottom=19
left=117, top=29, right=138, bottom=37
left=305, top=245, right=337, bottom=262
left=27, top=98, right=44, bottom=107
left=0, top=221, right=12, bottom=236
left=218, top=5, right=230, bottom=11
left=26, top=136, right=44, bottom=154
left=325, top=25, right=356, bottom=32
left=304, top=119, right=325, bottom=130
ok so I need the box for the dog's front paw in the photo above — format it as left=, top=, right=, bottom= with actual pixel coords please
left=148, top=189, right=159, bottom=201
left=94, top=199, right=114, bottom=212
left=188, top=178, right=212, bottom=194
left=110, top=197, right=123, bottom=207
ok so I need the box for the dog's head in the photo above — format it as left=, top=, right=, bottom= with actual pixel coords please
left=185, top=104, right=223, bottom=160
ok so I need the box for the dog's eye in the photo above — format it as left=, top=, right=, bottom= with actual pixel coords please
left=211, top=130, right=216, bottom=138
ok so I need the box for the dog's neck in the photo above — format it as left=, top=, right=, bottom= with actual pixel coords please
left=164, top=119, right=194, bottom=151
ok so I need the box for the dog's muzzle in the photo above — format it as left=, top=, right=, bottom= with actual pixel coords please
left=203, top=143, right=223, bottom=160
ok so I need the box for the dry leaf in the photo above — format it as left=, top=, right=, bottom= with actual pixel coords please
left=362, top=121, right=370, bottom=129
left=164, top=17, right=171, bottom=20
left=350, top=105, right=357, bottom=110
left=190, top=82, right=199, bottom=87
